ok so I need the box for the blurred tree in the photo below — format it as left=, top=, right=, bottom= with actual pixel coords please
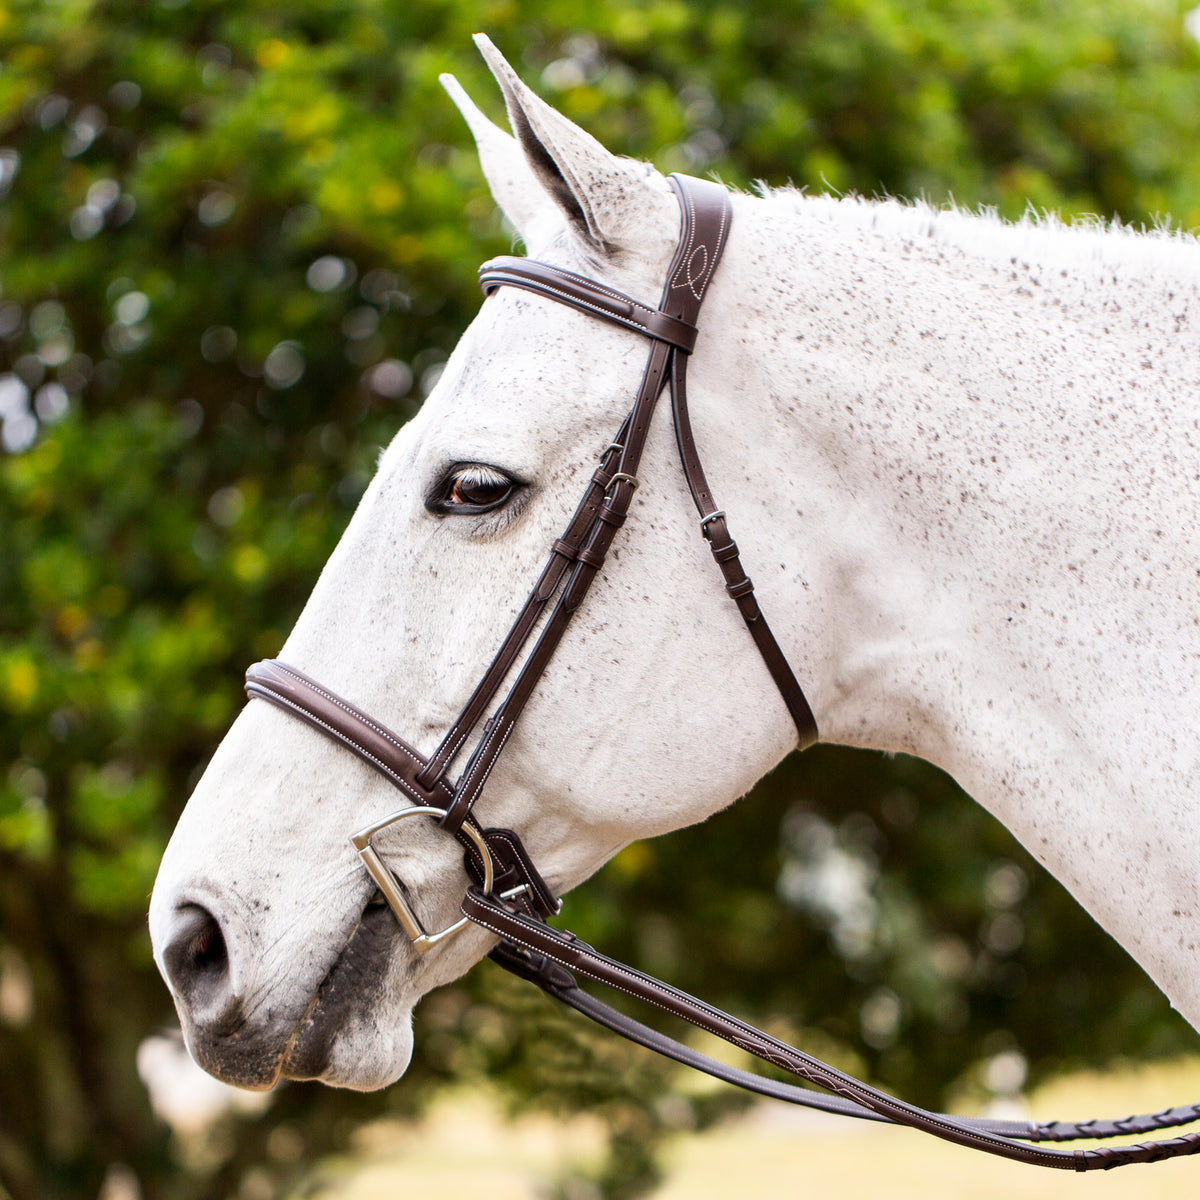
left=1, top=1, right=1198, bottom=1198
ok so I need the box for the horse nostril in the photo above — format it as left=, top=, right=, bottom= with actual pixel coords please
left=162, top=904, right=231, bottom=1009
left=189, top=912, right=227, bottom=972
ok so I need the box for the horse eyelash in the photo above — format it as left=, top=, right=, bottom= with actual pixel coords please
left=453, top=463, right=512, bottom=496
left=425, top=463, right=528, bottom=529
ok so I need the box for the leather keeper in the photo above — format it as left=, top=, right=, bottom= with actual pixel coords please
left=596, top=505, right=627, bottom=528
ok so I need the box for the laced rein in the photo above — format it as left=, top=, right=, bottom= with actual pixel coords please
left=244, top=174, right=1200, bottom=1170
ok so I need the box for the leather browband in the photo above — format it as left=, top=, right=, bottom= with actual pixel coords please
left=479, top=258, right=700, bottom=352
left=243, top=174, right=1200, bottom=1170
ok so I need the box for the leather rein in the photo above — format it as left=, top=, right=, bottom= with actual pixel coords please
left=243, top=175, right=1200, bottom=1170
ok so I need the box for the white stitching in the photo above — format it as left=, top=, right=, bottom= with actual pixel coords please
left=459, top=719, right=516, bottom=814
left=484, top=272, right=653, bottom=333
left=466, top=905, right=1066, bottom=1165
left=272, top=663, right=429, bottom=776
left=668, top=180, right=731, bottom=304
left=485, top=270, right=695, bottom=349
left=671, top=183, right=698, bottom=297
left=252, top=689, right=427, bottom=805
left=486, top=259, right=656, bottom=314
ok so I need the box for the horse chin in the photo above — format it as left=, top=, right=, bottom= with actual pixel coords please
left=278, top=902, right=416, bottom=1090
left=283, top=1009, right=415, bottom=1092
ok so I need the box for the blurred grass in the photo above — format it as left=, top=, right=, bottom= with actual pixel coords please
left=653, top=1057, right=1200, bottom=1200
left=302, top=1056, right=1200, bottom=1198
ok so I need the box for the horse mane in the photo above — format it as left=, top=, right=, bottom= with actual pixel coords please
left=755, top=182, right=1200, bottom=288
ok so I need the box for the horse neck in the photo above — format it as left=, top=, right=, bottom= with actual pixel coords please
left=715, top=191, right=1199, bottom=755
left=702, top=191, right=1200, bottom=1024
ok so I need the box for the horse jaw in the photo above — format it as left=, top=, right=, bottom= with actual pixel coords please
left=149, top=45, right=793, bottom=1092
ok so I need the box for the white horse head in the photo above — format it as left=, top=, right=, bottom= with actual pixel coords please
left=150, top=37, right=1200, bottom=1093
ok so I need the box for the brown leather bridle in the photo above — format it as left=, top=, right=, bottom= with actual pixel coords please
left=243, top=175, right=1200, bottom=1170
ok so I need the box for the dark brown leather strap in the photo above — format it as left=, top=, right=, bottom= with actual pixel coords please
left=245, top=660, right=560, bottom=920
left=437, top=174, right=816, bottom=832
left=439, top=339, right=672, bottom=832
left=244, top=652, right=1200, bottom=1168
left=667, top=292, right=818, bottom=748
left=413, top=449, right=625, bottom=792
left=429, top=174, right=744, bottom=833
left=246, top=659, right=453, bottom=807
left=487, top=941, right=1200, bottom=1144
left=242, top=654, right=1200, bottom=1168
left=467, top=889, right=1200, bottom=1171
left=480, top=259, right=699, bottom=351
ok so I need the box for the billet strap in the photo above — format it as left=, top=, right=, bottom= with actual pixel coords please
left=467, top=889, right=1200, bottom=1171
left=244, top=660, right=560, bottom=920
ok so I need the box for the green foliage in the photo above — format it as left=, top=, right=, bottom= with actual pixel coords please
left=1, top=2, right=1198, bottom=1199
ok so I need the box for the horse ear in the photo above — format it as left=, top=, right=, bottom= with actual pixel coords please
left=472, top=34, right=678, bottom=255
left=439, top=73, right=561, bottom=249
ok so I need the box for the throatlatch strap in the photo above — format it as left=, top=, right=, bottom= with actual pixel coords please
left=668, top=317, right=818, bottom=748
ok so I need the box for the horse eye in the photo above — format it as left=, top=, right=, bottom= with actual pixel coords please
left=431, top=464, right=517, bottom=514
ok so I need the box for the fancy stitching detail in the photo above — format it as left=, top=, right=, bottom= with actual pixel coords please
left=270, top=664, right=437, bottom=784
